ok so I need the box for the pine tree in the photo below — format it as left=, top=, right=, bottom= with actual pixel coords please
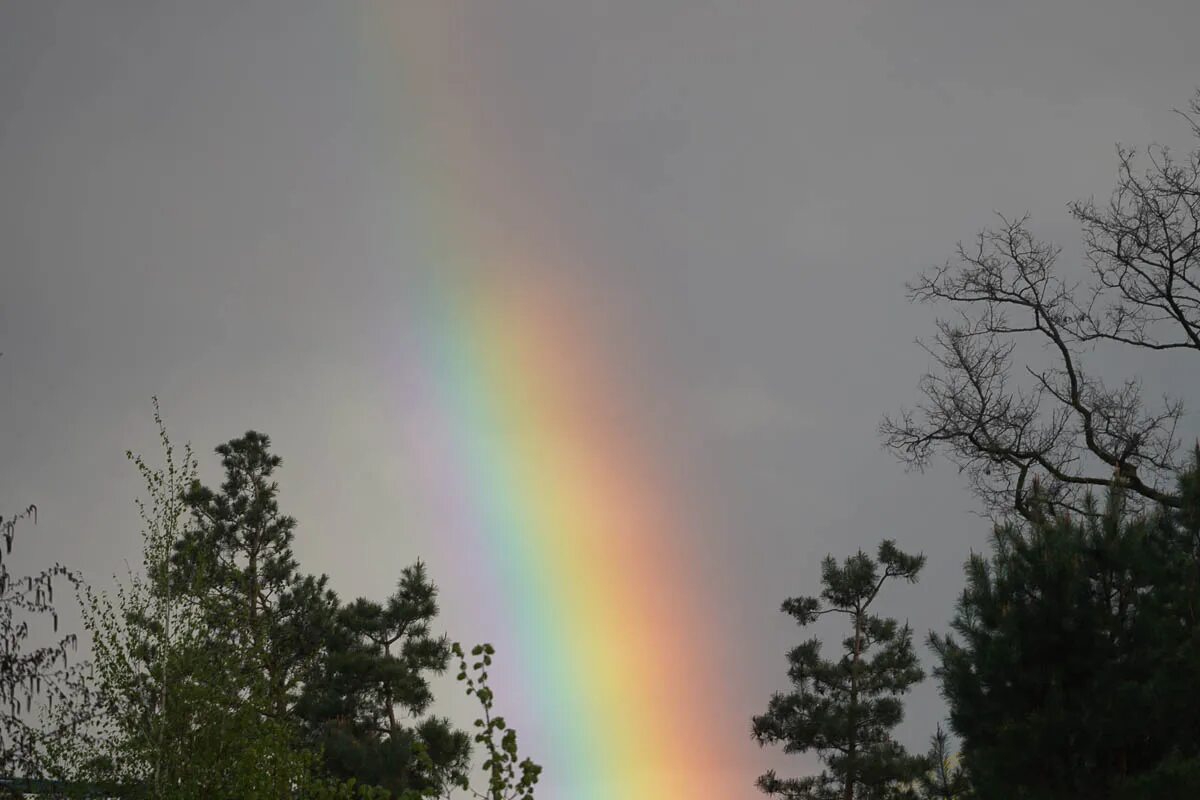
left=915, top=727, right=971, bottom=800
left=297, top=563, right=471, bottom=797
left=171, top=431, right=469, bottom=797
left=173, top=432, right=337, bottom=718
left=48, top=407, right=316, bottom=799
left=932, top=461, right=1200, bottom=799
left=753, top=540, right=927, bottom=800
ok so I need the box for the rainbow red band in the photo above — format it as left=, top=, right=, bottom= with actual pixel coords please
left=364, top=7, right=750, bottom=796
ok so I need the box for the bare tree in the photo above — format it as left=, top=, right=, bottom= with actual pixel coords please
left=0, top=355, right=93, bottom=790
left=882, top=92, right=1200, bottom=520
left=0, top=505, right=87, bottom=787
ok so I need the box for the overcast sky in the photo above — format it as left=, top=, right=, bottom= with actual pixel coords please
left=4, top=2, right=1200, bottom=797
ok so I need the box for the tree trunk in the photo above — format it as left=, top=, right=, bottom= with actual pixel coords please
left=845, top=609, right=863, bottom=800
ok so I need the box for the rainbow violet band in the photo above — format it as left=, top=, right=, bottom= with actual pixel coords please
left=366, top=7, right=750, bottom=797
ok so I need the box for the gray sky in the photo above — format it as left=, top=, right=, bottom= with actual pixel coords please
left=4, top=2, right=1200, bottom=797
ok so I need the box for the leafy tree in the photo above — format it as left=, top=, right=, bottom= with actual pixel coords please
left=47, top=404, right=316, bottom=799
left=932, top=459, right=1200, bottom=799
left=451, top=643, right=542, bottom=800
left=298, top=563, right=471, bottom=797
left=174, top=430, right=469, bottom=798
left=883, top=90, right=1200, bottom=520
left=753, top=541, right=927, bottom=800
left=304, top=777, right=394, bottom=800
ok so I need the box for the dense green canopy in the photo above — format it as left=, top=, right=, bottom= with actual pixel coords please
left=933, top=459, right=1200, bottom=799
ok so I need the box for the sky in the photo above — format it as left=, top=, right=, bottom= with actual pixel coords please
left=3, top=2, right=1200, bottom=797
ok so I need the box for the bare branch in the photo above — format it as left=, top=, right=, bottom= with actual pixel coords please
left=883, top=96, right=1200, bottom=525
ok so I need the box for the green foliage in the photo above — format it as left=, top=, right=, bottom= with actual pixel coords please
left=6, top=407, right=489, bottom=799
left=933, top=460, right=1200, bottom=800
left=173, top=431, right=339, bottom=719
left=451, top=643, right=541, bottom=800
left=914, top=727, right=971, bottom=800
left=173, top=429, right=476, bottom=798
left=298, top=563, right=470, bottom=797
left=46, top=403, right=317, bottom=799
left=753, top=540, right=927, bottom=800
left=303, top=776, right=395, bottom=800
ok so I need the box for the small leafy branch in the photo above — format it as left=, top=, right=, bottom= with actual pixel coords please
left=451, top=643, right=541, bottom=800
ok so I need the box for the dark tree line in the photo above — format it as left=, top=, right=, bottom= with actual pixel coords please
left=3, top=408, right=539, bottom=799
left=756, top=458, right=1200, bottom=800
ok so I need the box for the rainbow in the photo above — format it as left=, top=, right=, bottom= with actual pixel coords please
left=363, top=6, right=754, bottom=797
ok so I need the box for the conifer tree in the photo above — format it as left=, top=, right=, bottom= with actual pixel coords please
left=48, top=407, right=316, bottom=799
left=297, top=563, right=471, bottom=797
left=171, top=431, right=469, bottom=797
left=915, top=727, right=971, bottom=800
left=172, top=431, right=337, bottom=718
left=753, top=540, right=927, bottom=800
left=932, top=458, right=1200, bottom=799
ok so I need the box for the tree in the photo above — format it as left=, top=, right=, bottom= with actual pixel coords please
left=176, top=430, right=469, bottom=798
left=0, top=502, right=88, bottom=788
left=882, top=90, right=1200, bottom=520
left=451, top=643, right=542, bottom=800
left=752, top=541, right=927, bottom=800
left=47, top=404, right=316, bottom=799
left=297, top=563, right=471, bottom=797
left=915, top=727, right=971, bottom=800
left=931, top=460, right=1200, bottom=799
left=173, top=431, right=338, bottom=720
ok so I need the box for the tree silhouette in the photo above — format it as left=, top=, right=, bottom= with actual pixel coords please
left=753, top=541, right=927, bottom=800
left=298, top=563, right=470, bottom=797
left=0, top=503, right=87, bottom=788
left=932, top=462, right=1200, bottom=798
left=884, top=90, right=1200, bottom=520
